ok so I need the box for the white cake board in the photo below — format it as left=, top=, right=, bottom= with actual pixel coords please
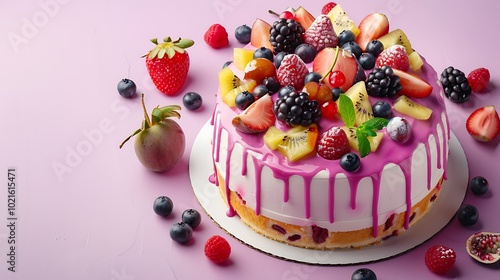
left=189, top=121, right=468, bottom=265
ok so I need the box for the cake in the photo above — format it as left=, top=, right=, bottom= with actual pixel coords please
left=209, top=4, right=449, bottom=249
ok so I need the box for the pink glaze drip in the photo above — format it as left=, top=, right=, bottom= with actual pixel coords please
left=371, top=173, right=382, bottom=237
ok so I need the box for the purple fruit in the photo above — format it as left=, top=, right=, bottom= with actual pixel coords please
left=386, top=117, right=411, bottom=143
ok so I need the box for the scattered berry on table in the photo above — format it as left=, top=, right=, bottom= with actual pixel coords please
left=469, top=176, right=489, bottom=195
left=169, top=222, right=193, bottom=243
left=375, top=45, right=409, bottom=70
left=153, top=196, right=173, bottom=217
left=342, top=41, right=362, bottom=58
left=253, top=47, right=274, bottom=62
left=386, top=117, right=411, bottom=143
left=182, top=92, right=203, bottom=110
left=337, top=30, right=356, bottom=47
left=359, top=52, right=376, bottom=70
left=204, top=235, right=231, bottom=264
left=465, top=105, right=500, bottom=142
left=372, top=101, right=392, bottom=119
left=181, top=209, right=201, bottom=229
left=440, top=66, right=471, bottom=103
left=340, top=152, right=361, bottom=172
left=317, top=126, right=350, bottom=160
left=269, top=18, right=305, bottom=54
left=273, top=91, right=321, bottom=127
left=457, top=204, right=479, bottom=226
left=117, top=78, right=137, bottom=98
left=424, top=245, right=456, bottom=274
left=294, top=43, right=317, bottom=63
left=366, top=66, right=402, bottom=97
left=204, top=23, right=229, bottom=49
left=351, top=268, right=377, bottom=280
left=467, top=67, right=490, bottom=93
left=234, top=24, right=251, bottom=44
left=365, top=39, right=384, bottom=57
left=235, top=90, right=255, bottom=110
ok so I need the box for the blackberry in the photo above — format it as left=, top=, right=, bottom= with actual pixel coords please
left=269, top=18, right=305, bottom=54
left=440, top=66, right=471, bottom=103
left=366, top=66, right=402, bottom=97
left=273, top=91, right=321, bottom=127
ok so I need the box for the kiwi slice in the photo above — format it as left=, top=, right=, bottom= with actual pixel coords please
left=342, top=81, right=374, bottom=126
left=218, top=67, right=242, bottom=96
left=377, top=29, right=413, bottom=55
left=327, top=4, right=360, bottom=37
left=264, top=125, right=318, bottom=162
left=222, top=79, right=257, bottom=108
left=340, top=126, right=384, bottom=152
left=393, top=95, right=433, bottom=120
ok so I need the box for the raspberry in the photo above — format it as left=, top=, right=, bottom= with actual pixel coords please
left=204, top=24, right=229, bottom=49
left=317, top=127, right=350, bottom=160
left=204, top=235, right=231, bottom=264
left=276, top=54, right=309, bottom=90
left=467, top=67, right=490, bottom=93
left=424, top=245, right=456, bottom=274
left=376, top=45, right=409, bottom=71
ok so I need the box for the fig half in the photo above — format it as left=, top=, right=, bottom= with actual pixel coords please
left=466, top=232, right=500, bottom=264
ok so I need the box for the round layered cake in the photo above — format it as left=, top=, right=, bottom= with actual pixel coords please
left=210, top=5, right=449, bottom=249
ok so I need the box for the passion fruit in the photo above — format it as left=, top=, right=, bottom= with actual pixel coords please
left=466, top=232, right=500, bottom=264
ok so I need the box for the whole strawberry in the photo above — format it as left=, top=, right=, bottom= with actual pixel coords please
left=376, top=45, right=409, bottom=71
left=467, top=67, right=490, bottom=93
left=425, top=245, right=456, bottom=274
left=145, top=37, right=194, bottom=96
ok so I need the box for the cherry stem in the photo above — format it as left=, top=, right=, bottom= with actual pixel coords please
left=268, top=10, right=280, bottom=17
left=320, top=46, right=340, bottom=83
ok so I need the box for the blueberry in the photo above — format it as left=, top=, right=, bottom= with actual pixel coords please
left=340, top=153, right=361, bottom=172
left=274, top=51, right=289, bottom=69
left=182, top=209, right=201, bottom=229
left=304, top=72, right=322, bottom=84
left=262, top=77, right=281, bottom=94
left=169, top=222, right=193, bottom=243
left=470, top=176, right=488, bottom=195
left=342, top=41, right=362, bottom=58
left=365, top=40, right=384, bottom=57
left=153, top=196, right=173, bottom=217
left=222, top=60, right=233, bottom=68
left=253, top=47, right=274, bottom=62
left=117, top=78, right=137, bottom=98
left=182, top=92, right=203, bottom=110
left=253, top=85, right=270, bottom=98
left=294, top=43, right=317, bottom=64
left=235, top=91, right=255, bottom=110
left=372, top=101, right=392, bottom=119
left=235, top=24, right=251, bottom=44
left=351, top=268, right=377, bottom=280
left=331, top=87, right=344, bottom=101
left=457, top=204, right=479, bottom=226
left=338, top=30, right=356, bottom=47
left=358, top=53, right=376, bottom=70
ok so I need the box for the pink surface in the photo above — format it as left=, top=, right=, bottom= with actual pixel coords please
left=0, top=0, right=499, bottom=279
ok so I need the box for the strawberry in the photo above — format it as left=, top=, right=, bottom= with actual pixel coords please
left=145, top=37, right=194, bottom=96
left=277, top=54, right=309, bottom=90
left=321, top=2, right=337, bottom=15
left=232, top=94, right=276, bottom=134
left=466, top=105, right=500, bottom=142
left=467, top=67, right=490, bottom=93
left=376, top=45, right=409, bottom=71
left=392, top=68, right=432, bottom=98
left=425, top=245, right=456, bottom=274
left=303, top=15, right=338, bottom=52
left=204, top=23, right=229, bottom=49
left=313, top=47, right=358, bottom=91
left=317, top=126, right=350, bottom=160
left=204, top=235, right=231, bottom=264
left=356, top=13, right=389, bottom=51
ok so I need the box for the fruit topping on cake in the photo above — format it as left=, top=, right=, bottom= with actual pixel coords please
left=355, top=13, right=389, bottom=51
left=425, top=245, right=456, bottom=274
left=303, top=14, right=338, bottom=52
left=440, top=66, right=472, bottom=103
left=393, top=68, right=433, bottom=98
left=467, top=67, right=490, bottom=93
left=294, top=6, right=316, bottom=30
left=386, top=117, right=412, bottom=143
left=393, top=95, right=433, bottom=120
left=204, top=23, right=229, bottom=49
left=340, top=152, right=361, bottom=172
left=277, top=54, right=309, bottom=90
left=244, top=58, right=277, bottom=84
left=264, top=124, right=319, bottom=162
left=145, top=37, right=194, bottom=96
left=321, top=2, right=337, bottom=15
left=375, top=45, right=409, bottom=70
left=274, top=91, right=322, bottom=127
left=326, top=4, right=360, bottom=37
left=317, top=126, right=350, bottom=160
left=341, top=81, right=374, bottom=126
left=233, top=48, right=255, bottom=70
left=313, top=47, right=358, bottom=91
left=465, top=105, right=500, bottom=142
left=232, top=94, right=276, bottom=134
left=365, top=66, right=402, bottom=98
left=269, top=18, right=305, bottom=54
left=250, top=19, right=273, bottom=50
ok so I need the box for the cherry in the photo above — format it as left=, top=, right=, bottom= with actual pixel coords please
left=329, top=70, right=346, bottom=88
left=280, top=11, right=295, bottom=19
left=320, top=100, right=338, bottom=120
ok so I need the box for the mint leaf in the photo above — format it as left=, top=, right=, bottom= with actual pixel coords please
left=362, top=117, right=389, bottom=131
left=338, top=94, right=356, bottom=128
left=356, top=129, right=371, bottom=158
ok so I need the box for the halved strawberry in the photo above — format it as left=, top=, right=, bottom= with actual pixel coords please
left=250, top=19, right=273, bottom=51
left=232, top=94, right=276, bottom=134
left=277, top=54, right=309, bottom=90
left=303, top=15, right=338, bottom=52
left=294, top=6, right=316, bottom=31
left=376, top=45, right=409, bottom=71
left=466, top=106, right=500, bottom=142
left=312, top=47, right=358, bottom=91
left=355, top=13, right=389, bottom=51
left=393, top=68, right=433, bottom=98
